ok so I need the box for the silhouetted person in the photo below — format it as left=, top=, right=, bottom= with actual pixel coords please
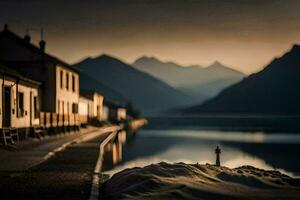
left=215, top=146, right=221, bottom=166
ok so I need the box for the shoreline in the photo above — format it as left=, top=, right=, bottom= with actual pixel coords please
left=145, top=115, right=300, bottom=133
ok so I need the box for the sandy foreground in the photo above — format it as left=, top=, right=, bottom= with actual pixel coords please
left=100, top=162, right=300, bottom=200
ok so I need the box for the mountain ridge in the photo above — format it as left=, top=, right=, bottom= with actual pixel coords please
left=184, top=44, right=300, bottom=115
left=134, top=56, right=244, bottom=73
left=132, top=56, right=245, bottom=102
left=74, top=54, right=196, bottom=114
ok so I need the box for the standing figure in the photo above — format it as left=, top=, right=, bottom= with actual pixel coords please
left=215, top=146, right=221, bottom=166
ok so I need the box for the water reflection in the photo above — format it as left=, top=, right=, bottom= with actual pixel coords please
left=102, top=129, right=300, bottom=178
left=102, top=130, right=135, bottom=171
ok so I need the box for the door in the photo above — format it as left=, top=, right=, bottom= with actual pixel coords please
left=3, top=86, right=11, bottom=127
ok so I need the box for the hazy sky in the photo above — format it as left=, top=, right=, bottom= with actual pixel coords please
left=1, top=0, right=300, bottom=74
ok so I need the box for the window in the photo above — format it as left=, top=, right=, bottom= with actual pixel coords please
left=17, top=92, right=24, bottom=118
left=34, top=96, right=39, bottom=118
left=66, top=73, right=69, bottom=90
left=72, top=75, right=75, bottom=92
left=60, top=70, right=63, bottom=89
left=72, top=103, right=78, bottom=114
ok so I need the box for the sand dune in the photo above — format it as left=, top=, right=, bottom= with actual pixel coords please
left=100, top=162, right=300, bottom=200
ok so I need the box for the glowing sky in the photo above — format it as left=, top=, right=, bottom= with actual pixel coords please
left=1, top=0, right=300, bottom=74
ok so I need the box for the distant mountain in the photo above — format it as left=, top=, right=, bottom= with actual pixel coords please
left=177, top=78, right=242, bottom=101
left=132, top=57, right=245, bottom=102
left=74, top=55, right=195, bottom=114
left=185, top=45, right=300, bottom=115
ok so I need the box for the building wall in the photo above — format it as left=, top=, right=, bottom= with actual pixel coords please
left=56, top=65, right=79, bottom=116
left=87, top=100, right=93, bottom=119
left=79, top=97, right=89, bottom=116
left=79, top=93, right=104, bottom=124
left=109, top=107, right=127, bottom=122
left=118, top=108, right=127, bottom=121
left=101, top=105, right=109, bottom=121
left=0, top=77, right=39, bottom=128
left=42, top=63, right=56, bottom=112
left=92, top=93, right=104, bottom=121
left=79, top=96, right=91, bottom=124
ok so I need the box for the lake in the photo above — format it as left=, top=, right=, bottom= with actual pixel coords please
left=102, top=128, right=300, bottom=178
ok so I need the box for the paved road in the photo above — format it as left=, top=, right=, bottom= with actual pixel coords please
left=0, top=131, right=111, bottom=200
left=0, top=126, right=99, bottom=171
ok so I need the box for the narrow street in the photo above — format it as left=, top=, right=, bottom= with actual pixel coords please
left=0, top=129, right=113, bottom=200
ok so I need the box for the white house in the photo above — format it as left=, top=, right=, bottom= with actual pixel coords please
left=78, top=95, right=93, bottom=126
left=80, top=90, right=104, bottom=122
left=101, top=105, right=109, bottom=121
left=106, top=101, right=127, bottom=122
left=0, top=25, right=79, bottom=130
left=0, top=64, right=40, bottom=139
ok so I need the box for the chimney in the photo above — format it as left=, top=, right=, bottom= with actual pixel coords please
left=39, top=40, right=46, bottom=52
left=24, top=35, right=31, bottom=43
left=39, top=28, right=45, bottom=52
left=3, top=24, right=8, bottom=31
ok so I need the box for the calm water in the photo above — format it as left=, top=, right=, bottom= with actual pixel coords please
left=102, top=129, right=300, bottom=177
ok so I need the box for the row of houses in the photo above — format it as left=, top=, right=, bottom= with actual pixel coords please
left=0, top=24, right=127, bottom=143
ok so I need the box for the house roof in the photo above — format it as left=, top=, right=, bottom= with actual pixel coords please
left=80, top=90, right=126, bottom=109
left=79, top=95, right=92, bottom=102
left=104, top=99, right=126, bottom=109
left=0, top=63, right=41, bottom=86
left=0, top=27, right=78, bottom=73
left=80, top=89, right=104, bottom=100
